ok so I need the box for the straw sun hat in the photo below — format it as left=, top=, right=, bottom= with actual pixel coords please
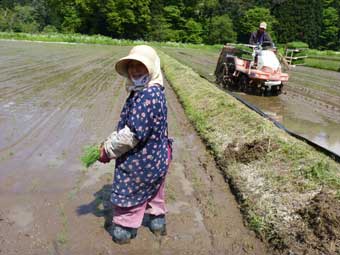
left=115, top=45, right=159, bottom=78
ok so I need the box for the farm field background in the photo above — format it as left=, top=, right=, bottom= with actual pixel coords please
left=161, top=46, right=340, bottom=156
left=0, top=40, right=268, bottom=254
left=1, top=39, right=339, bottom=255
left=160, top=48, right=340, bottom=255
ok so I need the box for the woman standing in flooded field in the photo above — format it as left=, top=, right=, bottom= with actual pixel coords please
left=98, top=45, right=172, bottom=244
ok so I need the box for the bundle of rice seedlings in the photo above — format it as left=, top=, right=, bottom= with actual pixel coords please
left=285, top=41, right=309, bottom=65
left=81, top=145, right=100, bottom=168
left=286, top=41, right=309, bottom=49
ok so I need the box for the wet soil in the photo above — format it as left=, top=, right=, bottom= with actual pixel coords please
left=296, top=191, right=340, bottom=254
left=0, top=41, right=268, bottom=254
left=223, top=138, right=279, bottom=164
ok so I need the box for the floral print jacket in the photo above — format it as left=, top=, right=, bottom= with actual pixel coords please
left=110, top=85, right=170, bottom=207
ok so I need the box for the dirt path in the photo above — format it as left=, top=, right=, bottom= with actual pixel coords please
left=0, top=41, right=268, bottom=254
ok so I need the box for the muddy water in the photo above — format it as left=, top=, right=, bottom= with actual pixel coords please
left=162, top=47, right=340, bottom=156
left=0, top=40, right=129, bottom=190
left=240, top=66, right=340, bottom=155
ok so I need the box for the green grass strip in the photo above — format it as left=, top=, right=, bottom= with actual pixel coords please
left=159, top=49, right=340, bottom=252
left=0, top=31, right=222, bottom=50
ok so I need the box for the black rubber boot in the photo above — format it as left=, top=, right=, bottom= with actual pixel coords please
left=109, top=224, right=137, bottom=244
left=149, top=214, right=167, bottom=236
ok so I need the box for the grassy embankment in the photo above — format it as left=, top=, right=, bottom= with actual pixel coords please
left=159, top=50, right=340, bottom=254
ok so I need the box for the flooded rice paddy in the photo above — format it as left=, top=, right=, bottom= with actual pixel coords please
left=162, top=47, right=340, bottom=156
left=1, top=39, right=339, bottom=255
left=0, top=40, right=267, bottom=254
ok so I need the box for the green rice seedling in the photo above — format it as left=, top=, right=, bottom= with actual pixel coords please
left=286, top=41, right=309, bottom=49
left=304, top=58, right=340, bottom=71
left=81, top=145, right=100, bottom=168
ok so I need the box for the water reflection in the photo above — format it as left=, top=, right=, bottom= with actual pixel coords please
left=239, top=93, right=340, bottom=156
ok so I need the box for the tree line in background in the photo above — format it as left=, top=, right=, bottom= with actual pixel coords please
left=0, top=0, right=339, bottom=50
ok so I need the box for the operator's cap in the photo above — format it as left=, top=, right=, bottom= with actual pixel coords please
left=259, top=22, right=267, bottom=29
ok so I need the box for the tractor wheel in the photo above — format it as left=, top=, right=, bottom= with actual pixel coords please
left=270, top=85, right=282, bottom=96
left=277, top=84, right=283, bottom=95
left=238, top=75, right=249, bottom=92
left=221, top=63, right=232, bottom=89
left=215, top=63, right=222, bottom=84
left=215, top=62, right=226, bottom=86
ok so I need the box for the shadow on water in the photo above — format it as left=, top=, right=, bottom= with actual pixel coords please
left=76, top=184, right=152, bottom=234
left=76, top=184, right=114, bottom=231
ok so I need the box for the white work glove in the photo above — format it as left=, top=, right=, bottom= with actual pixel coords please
left=103, top=125, right=139, bottom=159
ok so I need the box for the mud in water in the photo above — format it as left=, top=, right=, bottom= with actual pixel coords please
left=0, top=40, right=268, bottom=254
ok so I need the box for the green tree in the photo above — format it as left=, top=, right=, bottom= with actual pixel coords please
left=163, top=5, right=186, bottom=29
left=104, top=0, right=151, bottom=39
left=71, top=0, right=107, bottom=35
left=218, top=0, right=256, bottom=42
left=45, top=0, right=80, bottom=33
left=0, top=0, right=26, bottom=8
left=31, top=0, right=49, bottom=30
left=61, top=4, right=81, bottom=33
left=0, top=8, right=15, bottom=31
left=239, top=7, right=277, bottom=43
left=148, top=15, right=172, bottom=41
left=12, top=5, right=39, bottom=33
left=205, top=14, right=236, bottom=44
left=196, top=0, right=218, bottom=42
left=272, top=0, right=322, bottom=48
left=184, top=18, right=203, bottom=43
left=320, top=7, right=339, bottom=49
left=149, top=5, right=186, bottom=42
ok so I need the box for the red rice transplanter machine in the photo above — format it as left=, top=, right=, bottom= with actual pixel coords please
left=215, top=42, right=289, bottom=96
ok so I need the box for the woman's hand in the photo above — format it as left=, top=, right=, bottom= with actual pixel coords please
left=98, top=145, right=110, bottom=163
